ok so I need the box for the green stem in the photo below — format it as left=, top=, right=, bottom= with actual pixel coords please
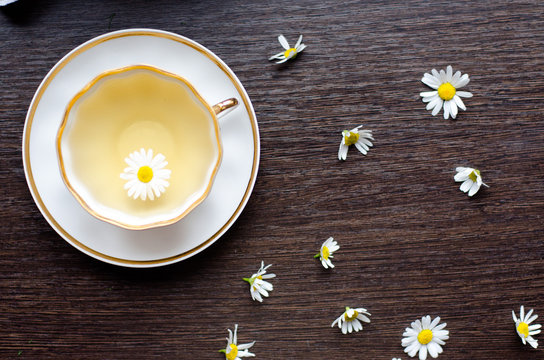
left=313, top=253, right=320, bottom=259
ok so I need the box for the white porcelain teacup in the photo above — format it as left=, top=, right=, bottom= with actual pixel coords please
left=57, top=65, right=238, bottom=230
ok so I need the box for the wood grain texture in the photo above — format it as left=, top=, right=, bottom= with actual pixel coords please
left=1, top=0, right=543, bottom=358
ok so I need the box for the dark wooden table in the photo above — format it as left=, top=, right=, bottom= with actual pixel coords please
left=1, top=0, right=543, bottom=358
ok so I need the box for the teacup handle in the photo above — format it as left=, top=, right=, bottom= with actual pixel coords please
left=212, top=98, right=239, bottom=117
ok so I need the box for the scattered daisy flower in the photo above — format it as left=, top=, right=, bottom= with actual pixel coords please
left=454, top=166, right=489, bottom=197
left=269, top=34, right=306, bottom=64
left=314, top=237, right=339, bottom=269
left=393, top=358, right=402, bottom=360
left=218, top=324, right=256, bottom=359
left=402, top=315, right=449, bottom=360
left=242, top=261, right=276, bottom=302
left=338, top=125, right=374, bottom=161
left=120, top=148, right=171, bottom=201
left=331, top=306, right=371, bottom=334
left=420, top=65, right=473, bottom=119
left=512, top=305, right=541, bottom=348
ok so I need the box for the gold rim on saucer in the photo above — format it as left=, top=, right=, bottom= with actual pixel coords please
left=23, top=30, right=259, bottom=266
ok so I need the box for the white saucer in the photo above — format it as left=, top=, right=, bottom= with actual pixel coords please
left=22, top=29, right=260, bottom=268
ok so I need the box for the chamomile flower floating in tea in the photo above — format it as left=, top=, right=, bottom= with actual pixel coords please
left=402, top=315, right=449, bottom=360
left=512, top=305, right=541, bottom=348
left=120, top=148, right=171, bottom=201
left=338, top=125, right=374, bottom=161
left=420, top=65, right=473, bottom=120
left=218, top=324, right=256, bottom=360
left=331, top=306, right=371, bottom=334
left=314, top=237, right=339, bottom=269
left=269, top=34, right=306, bottom=64
left=454, top=166, right=489, bottom=197
left=243, top=261, right=276, bottom=303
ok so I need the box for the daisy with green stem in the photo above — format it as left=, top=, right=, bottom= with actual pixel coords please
left=314, top=237, right=339, bottom=269
left=242, top=261, right=275, bottom=302
left=218, top=324, right=255, bottom=360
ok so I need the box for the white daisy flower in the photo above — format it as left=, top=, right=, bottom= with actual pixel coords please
left=454, top=166, right=489, bottom=197
left=512, top=305, right=541, bottom=348
left=242, top=261, right=276, bottom=302
left=219, top=324, right=256, bottom=360
left=120, top=148, right=171, bottom=201
left=268, top=34, right=306, bottom=64
left=420, top=65, right=473, bottom=119
left=402, top=315, right=449, bottom=360
left=331, top=306, right=371, bottom=334
left=338, top=125, right=374, bottom=161
left=314, top=237, right=339, bottom=269
left=393, top=358, right=402, bottom=360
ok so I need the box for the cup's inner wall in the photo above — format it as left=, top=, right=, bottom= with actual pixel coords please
left=61, top=68, right=221, bottom=225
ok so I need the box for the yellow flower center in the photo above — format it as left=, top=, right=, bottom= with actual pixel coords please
left=418, top=329, right=433, bottom=345
left=344, top=309, right=359, bottom=321
left=517, top=322, right=529, bottom=338
left=344, top=131, right=360, bottom=146
left=437, top=82, right=456, bottom=101
left=322, top=246, right=330, bottom=260
left=137, top=166, right=153, bottom=183
left=284, top=48, right=297, bottom=58
left=468, top=169, right=480, bottom=182
left=226, top=344, right=238, bottom=360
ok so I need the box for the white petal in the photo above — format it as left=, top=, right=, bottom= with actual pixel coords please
left=269, top=52, right=285, bottom=60
left=449, top=100, right=458, bottom=119
left=456, top=91, right=473, bottom=98
left=429, top=317, right=441, bottom=330
left=439, top=69, right=447, bottom=83
left=468, top=181, right=481, bottom=196
left=419, top=344, right=428, bottom=360
left=355, top=142, right=368, bottom=155
left=460, top=179, right=473, bottom=193
left=451, top=70, right=461, bottom=85
left=446, top=65, right=453, bottom=82
left=426, top=96, right=441, bottom=111
left=238, top=341, right=255, bottom=350
left=453, top=95, right=466, bottom=111
left=431, top=99, right=443, bottom=116
left=422, top=76, right=439, bottom=89
left=455, top=168, right=472, bottom=181
left=443, top=100, right=451, bottom=119
left=338, top=143, right=348, bottom=161
left=277, top=34, right=289, bottom=50
left=453, top=73, right=469, bottom=88
left=524, top=309, right=534, bottom=322
left=294, top=35, right=303, bottom=49
left=427, top=341, right=439, bottom=358
left=421, top=91, right=438, bottom=98
left=406, top=342, right=420, bottom=357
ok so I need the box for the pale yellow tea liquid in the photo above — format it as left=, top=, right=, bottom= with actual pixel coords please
left=63, top=68, right=221, bottom=220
